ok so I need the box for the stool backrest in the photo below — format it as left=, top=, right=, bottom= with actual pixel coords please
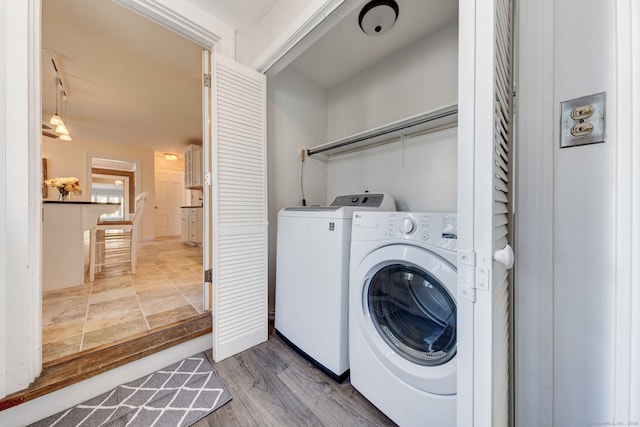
left=131, top=192, right=148, bottom=234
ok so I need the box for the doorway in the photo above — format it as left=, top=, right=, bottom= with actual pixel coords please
left=90, top=157, right=137, bottom=219
left=40, top=0, right=207, bottom=363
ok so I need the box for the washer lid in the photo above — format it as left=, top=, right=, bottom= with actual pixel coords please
left=368, top=263, right=456, bottom=366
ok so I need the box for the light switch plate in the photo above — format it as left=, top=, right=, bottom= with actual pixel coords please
left=560, top=92, right=605, bottom=148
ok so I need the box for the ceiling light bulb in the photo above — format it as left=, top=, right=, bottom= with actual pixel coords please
left=55, top=124, right=69, bottom=135
left=114, top=179, right=124, bottom=186
left=164, top=153, right=178, bottom=161
left=59, top=134, right=72, bottom=141
left=50, top=114, right=64, bottom=126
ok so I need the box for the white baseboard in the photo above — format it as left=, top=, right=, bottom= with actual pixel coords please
left=0, top=334, right=212, bottom=426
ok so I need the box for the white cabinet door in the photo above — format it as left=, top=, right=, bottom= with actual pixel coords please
left=184, top=144, right=203, bottom=189
left=210, top=53, right=267, bottom=362
left=457, top=0, right=515, bottom=425
left=180, top=208, right=189, bottom=242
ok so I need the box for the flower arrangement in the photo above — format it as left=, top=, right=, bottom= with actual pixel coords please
left=45, top=176, right=80, bottom=200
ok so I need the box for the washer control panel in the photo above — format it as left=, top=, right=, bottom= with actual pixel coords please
left=330, top=193, right=388, bottom=208
left=352, top=211, right=457, bottom=250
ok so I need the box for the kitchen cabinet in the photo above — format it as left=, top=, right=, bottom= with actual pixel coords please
left=180, top=206, right=202, bottom=245
left=184, top=144, right=203, bottom=189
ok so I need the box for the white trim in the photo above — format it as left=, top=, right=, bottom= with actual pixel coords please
left=456, top=0, right=477, bottom=424
left=0, top=334, right=212, bottom=426
left=111, top=0, right=235, bottom=56
left=614, top=0, right=640, bottom=422
left=202, top=48, right=212, bottom=312
left=0, top=0, right=7, bottom=399
left=0, top=0, right=42, bottom=398
left=630, top=1, right=640, bottom=418
left=85, top=153, right=142, bottom=203
left=254, top=0, right=349, bottom=74
left=513, top=0, right=555, bottom=425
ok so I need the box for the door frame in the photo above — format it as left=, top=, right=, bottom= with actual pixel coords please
left=2, top=0, right=233, bottom=398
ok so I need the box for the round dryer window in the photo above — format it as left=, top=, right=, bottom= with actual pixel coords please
left=367, top=264, right=456, bottom=366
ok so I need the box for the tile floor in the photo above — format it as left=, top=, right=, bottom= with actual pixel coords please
left=42, top=237, right=204, bottom=364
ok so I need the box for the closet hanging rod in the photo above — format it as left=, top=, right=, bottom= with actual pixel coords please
left=307, top=104, right=458, bottom=158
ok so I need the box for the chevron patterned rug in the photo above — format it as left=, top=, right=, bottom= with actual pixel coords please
left=30, top=353, right=231, bottom=427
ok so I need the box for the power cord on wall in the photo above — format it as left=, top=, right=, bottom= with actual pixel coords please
left=300, top=149, right=306, bottom=206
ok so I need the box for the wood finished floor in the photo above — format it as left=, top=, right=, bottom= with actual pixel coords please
left=42, top=237, right=204, bottom=363
left=195, top=331, right=396, bottom=427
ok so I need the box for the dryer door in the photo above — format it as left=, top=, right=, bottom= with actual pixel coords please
left=352, top=244, right=457, bottom=395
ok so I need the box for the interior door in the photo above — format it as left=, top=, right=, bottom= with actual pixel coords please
left=457, top=0, right=515, bottom=426
left=154, top=171, right=182, bottom=237
left=210, top=52, right=268, bottom=362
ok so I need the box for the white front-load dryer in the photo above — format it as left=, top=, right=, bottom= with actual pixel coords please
left=349, top=211, right=458, bottom=427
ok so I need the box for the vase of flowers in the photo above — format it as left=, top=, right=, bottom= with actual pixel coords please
left=44, top=177, right=80, bottom=201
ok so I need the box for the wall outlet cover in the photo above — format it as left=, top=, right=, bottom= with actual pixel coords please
left=560, top=92, right=605, bottom=148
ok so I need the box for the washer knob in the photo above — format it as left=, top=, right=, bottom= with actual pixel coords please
left=399, top=217, right=417, bottom=235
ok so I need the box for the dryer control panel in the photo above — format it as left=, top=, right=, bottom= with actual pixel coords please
left=352, top=211, right=458, bottom=251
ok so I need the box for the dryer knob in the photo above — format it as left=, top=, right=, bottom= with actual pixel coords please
left=399, top=217, right=417, bottom=235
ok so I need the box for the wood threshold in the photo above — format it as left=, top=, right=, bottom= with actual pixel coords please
left=0, top=312, right=212, bottom=411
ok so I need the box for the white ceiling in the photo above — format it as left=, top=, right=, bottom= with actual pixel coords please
left=42, top=0, right=203, bottom=154
left=42, top=0, right=458, bottom=153
left=289, top=0, right=458, bottom=89
left=185, top=0, right=279, bottom=35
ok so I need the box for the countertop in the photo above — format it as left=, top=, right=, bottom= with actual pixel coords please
left=44, top=201, right=120, bottom=205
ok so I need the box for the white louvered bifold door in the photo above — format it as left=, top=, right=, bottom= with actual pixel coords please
left=457, top=0, right=514, bottom=425
left=211, top=53, right=268, bottom=362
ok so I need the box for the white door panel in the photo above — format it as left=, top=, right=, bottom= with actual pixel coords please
left=211, top=53, right=268, bottom=362
left=458, top=0, right=514, bottom=425
left=154, top=171, right=183, bottom=237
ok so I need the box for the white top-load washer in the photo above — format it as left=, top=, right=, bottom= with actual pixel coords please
left=349, top=211, right=458, bottom=427
left=274, top=193, right=395, bottom=381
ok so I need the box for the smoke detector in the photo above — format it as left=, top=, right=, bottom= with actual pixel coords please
left=358, top=0, right=399, bottom=36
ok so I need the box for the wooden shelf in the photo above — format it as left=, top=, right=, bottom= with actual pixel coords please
left=307, top=104, right=458, bottom=159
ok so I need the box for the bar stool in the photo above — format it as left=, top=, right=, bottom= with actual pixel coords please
left=89, top=192, right=148, bottom=281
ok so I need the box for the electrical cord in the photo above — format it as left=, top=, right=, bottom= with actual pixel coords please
left=300, top=151, right=306, bottom=206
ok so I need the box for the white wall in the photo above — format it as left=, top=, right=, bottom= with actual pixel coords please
left=327, top=128, right=457, bottom=212
left=324, top=21, right=458, bottom=212
left=327, top=22, right=458, bottom=141
left=552, top=1, right=617, bottom=425
left=42, top=137, right=156, bottom=240
left=267, top=66, right=328, bottom=311
left=517, top=0, right=626, bottom=425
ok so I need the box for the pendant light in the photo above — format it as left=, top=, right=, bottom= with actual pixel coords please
left=358, top=0, right=399, bottom=36
left=57, top=93, right=72, bottom=141
left=49, top=72, right=64, bottom=127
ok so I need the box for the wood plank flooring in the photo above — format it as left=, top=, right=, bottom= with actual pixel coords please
left=195, top=331, right=396, bottom=427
